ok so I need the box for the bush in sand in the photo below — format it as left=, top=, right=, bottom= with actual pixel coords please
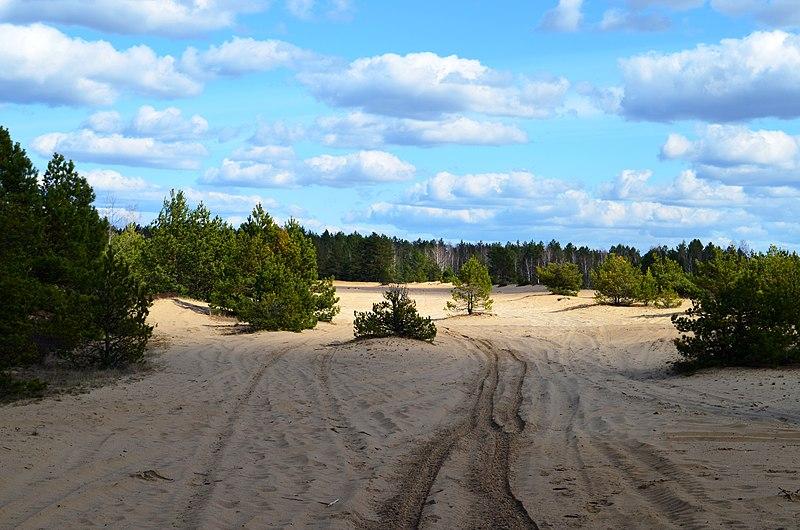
left=537, top=261, right=582, bottom=296
left=673, top=247, right=800, bottom=369
left=354, top=286, right=437, bottom=342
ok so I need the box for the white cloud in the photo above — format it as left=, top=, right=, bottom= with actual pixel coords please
left=409, top=171, right=571, bottom=203
left=232, top=144, right=296, bottom=162
left=603, top=168, right=746, bottom=205
left=287, top=0, right=315, bottom=19
left=84, top=169, right=151, bottom=192
left=84, top=111, right=123, bottom=134
left=660, top=124, right=800, bottom=185
left=362, top=203, right=496, bottom=227
left=132, top=106, right=209, bottom=140
left=628, top=0, right=705, bottom=9
left=33, top=130, right=207, bottom=170
left=599, top=9, right=671, bottom=31
left=202, top=150, right=415, bottom=188
left=0, top=1, right=264, bottom=37
left=620, top=31, right=800, bottom=121
left=318, top=112, right=527, bottom=147
left=182, top=37, right=316, bottom=77
left=0, top=23, right=201, bottom=106
left=286, top=0, right=353, bottom=20
left=299, top=52, right=570, bottom=119
left=539, top=0, right=584, bottom=32
left=711, top=0, right=800, bottom=28
left=303, top=151, right=416, bottom=185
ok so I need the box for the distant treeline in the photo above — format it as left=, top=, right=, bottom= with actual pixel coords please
left=309, top=230, right=725, bottom=287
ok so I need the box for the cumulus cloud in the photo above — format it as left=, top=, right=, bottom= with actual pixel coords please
left=84, top=169, right=152, bottom=192
left=181, top=37, right=317, bottom=78
left=660, top=124, right=800, bottom=185
left=603, top=168, right=746, bottom=205
left=286, top=0, right=353, bottom=20
left=299, top=52, right=570, bottom=119
left=0, top=0, right=264, bottom=37
left=202, top=150, right=416, bottom=188
left=33, top=130, right=207, bottom=170
left=408, top=171, right=572, bottom=204
left=317, top=112, right=528, bottom=148
left=539, top=0, right=584, bottom=32
left=599, top=9, right=671, bottom=31
left=711, top=0, right=800, bottom=29
left=131, top=106, right=209, bottom=141
left=361, top=203, right=496, bottom=227
left=0, top=23, right=201, bottom=106
left=620, top=31, right=800, bottom=121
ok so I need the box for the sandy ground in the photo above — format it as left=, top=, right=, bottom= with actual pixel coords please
left=1, top=282, right=799, bottom=529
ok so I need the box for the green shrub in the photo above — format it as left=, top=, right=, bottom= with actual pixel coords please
left=537, top=262, right=582, bottom=296
left=590, top=253, right=642, bottom=306
left=354, top=286, right=436, bottom=342
left=672, top=248, right=800, bottom=369
left=0, top=372, right=47, bottom=401
left=74, top=247, right=153, bottom=368
left=446, top=256, right=493, bottom=314
left=313, top=277, right=340, bottom=322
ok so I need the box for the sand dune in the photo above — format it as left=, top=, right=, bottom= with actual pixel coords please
left=1, top=282, right=799, bottom=528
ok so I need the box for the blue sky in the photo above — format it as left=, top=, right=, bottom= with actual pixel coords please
left=1, top=0, right=799, bottom=250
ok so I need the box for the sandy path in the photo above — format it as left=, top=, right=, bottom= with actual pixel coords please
left=1, top=283, right=799, bottom=529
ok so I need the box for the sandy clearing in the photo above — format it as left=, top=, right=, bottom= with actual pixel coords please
left=1, top=282, right=799, bottom=529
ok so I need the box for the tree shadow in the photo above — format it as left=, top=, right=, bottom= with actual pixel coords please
left=551, top=302, right=598, bottom=313
left=171, top=298, right=210, bottom=316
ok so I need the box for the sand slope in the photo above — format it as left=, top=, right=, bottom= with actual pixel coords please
left=1, top=283, right=799, bottom=528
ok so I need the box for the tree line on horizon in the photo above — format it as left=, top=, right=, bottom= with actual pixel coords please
left=310, top=229, right=725, bottom=287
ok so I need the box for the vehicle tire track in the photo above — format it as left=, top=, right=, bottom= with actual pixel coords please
left=371, top=335, right=536, bottom=529
left=176, top=339, right=309, bottom=528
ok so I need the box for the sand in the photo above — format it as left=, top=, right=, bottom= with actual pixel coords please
left=1, top=282, right=799, bottom=528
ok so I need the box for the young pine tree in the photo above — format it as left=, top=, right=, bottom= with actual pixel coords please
left=446, top=256, right=493, bottom=315
left=354, top=286, right=436, bottom=342
left=536, top=262, right=582, bottom=296
left=590, top=253, right=642, bottom=306
left=80, top=247, right=153, bottom=368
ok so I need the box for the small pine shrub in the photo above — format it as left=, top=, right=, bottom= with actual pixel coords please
left=537, top=262, right=582, bottom=296
left=354, top=286, right=436, bottom=343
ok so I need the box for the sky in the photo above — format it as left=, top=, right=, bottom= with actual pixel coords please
left=1, top=0, right=799, bottom=250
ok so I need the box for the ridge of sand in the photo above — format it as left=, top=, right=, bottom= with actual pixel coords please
left=1, top=283, right=798, bottom=528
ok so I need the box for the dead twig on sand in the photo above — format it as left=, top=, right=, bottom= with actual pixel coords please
left=130, top=469, right=174, bottom=482
left=778, top=487, right=800, bottom=501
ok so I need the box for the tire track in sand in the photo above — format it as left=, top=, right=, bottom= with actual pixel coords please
left=372, top=334, right=536, bottom=529
left=176, top=338, right=309, bottom=528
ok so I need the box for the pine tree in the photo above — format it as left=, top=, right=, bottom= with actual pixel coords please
left=354, top=286, right=436, bottom=342
left=0, top=127, right=43, bottom=366
left=446, top=256, right=493, bottom=314
left=536, top=262, right=582, bottom=296
left=79, top=247, right=153, bottom=368
left=590, top=253, right=642, bottom=306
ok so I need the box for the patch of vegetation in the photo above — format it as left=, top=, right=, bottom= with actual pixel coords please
left=537, top=262, right=582, bottom=296
left=354, top=286, right=437, bottom=342
left=446, top=256, right=493, bottom=315
left=0, top=372, right=47, bottom=402
left=672, top=248, right=800, bottom=369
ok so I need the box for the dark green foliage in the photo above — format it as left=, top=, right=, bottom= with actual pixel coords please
left=313, top=277, right=340, bottom=322
left=489, top=244, right=518, bottom=286
left=73, top=247, right=153, bottom=368
left=446, top=256, right=493, bottom=314
left=647, top=256, right=689, bottom=307
left=590, top=253, right=643, bottom=306
left=0, top=127, right=153, bottom=370
left=208, top=206, right=339, bottom=331
left=354, top=286, right=436, bottom=342
left=0, top=127, right=44, bottom=366
left=672, top=248, right=800, bottom=369
left=0, top=372, right=47, bottom=401
left=536, top=262, right=582, bottom=296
